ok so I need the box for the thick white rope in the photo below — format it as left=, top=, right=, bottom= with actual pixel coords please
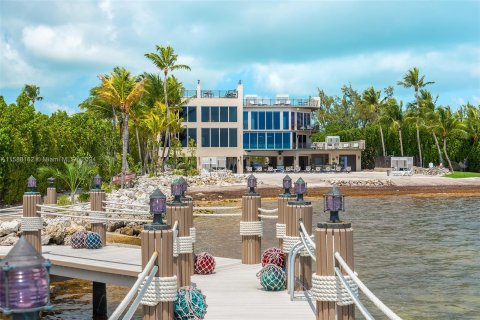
left=283, top=235, right=313, bottom=256
left=0, top=206, right=22, bottom=212
left=258, top=207, right=278, bottom=214
left=103, top=206, right=150, bottom=215
left=21, top=217, right=43, bottom=231
left=239, top=221, right=263, bottom=237
left=276, top=223, right=286, bottom=239
left=190, top=227, right=196, bottom=243
left=140, top=275, right=178, bottom=306
left=258, top=214, right=278, bottom=219
left=193, top=206, right=241, bottom=210
left=193, top=213, right=241, bottom=217
left=311, top=273, right=358, bottom=305
left=173, top=236, right=193, bottom=257
left=89, top=211, right=107, bottom=223
left=38, top=210, right=151, bottom=223
left=103, top=200, right=148, bottom=209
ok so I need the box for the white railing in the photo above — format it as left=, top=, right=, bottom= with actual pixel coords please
left=109, top=252, right=158, bottom=320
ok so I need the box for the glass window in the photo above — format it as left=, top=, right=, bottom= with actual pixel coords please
left=211, top=128, right=219, bottom=147
left=211, top=107, right=219, bottom=122
left=179, top=129, right=187, bottom=147
left=283, top=132, right=290, bottom=149
left=306, top=113, right=311, bottom=128
left=275, top=132, right=282, bottom=149
left=229, top=128, right=237, bottom=147
left=283, top=112, right=289, bottom=130
left=187, top=107, right=196, bottom=122
left=266, top=112, right=273, bottom=130
left=251, top=112, right=258, bottom=130
left=243, top=132, right=249, bottom=149
left=188, top=128, right=197, bottom=146
left=273, top=112, right=280, bottom=130
left=267, top=132, right=274, bottom=149
left=180, top=107, right=186, bottom=121
left=201, top=128, right=210, bottom=147
left=201, top=107, right=210, bottom=122
left=297, top=112, right=302, bottom=129
left=220, top=107, right=229, bottom=122
left=243, top=111, right=248, bottom=130
left=258, top=132, right=266, bottom=149
left=250, top=132, right=258, bottom=149
left=220, top=128, right=228, bottom=147
left=291, top=112, right=295, bottom=130
left=229, top=107, right=237, bottom=122
left=259, top=112, right=266, bottom=130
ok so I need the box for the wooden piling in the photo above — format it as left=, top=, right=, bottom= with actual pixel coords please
left=315, top=222, right=354, bottom=320
left=277, top=194, right=295, bottom=248
left=241, top=194, right=261, bottom=264
left=286, top=201, right=313, bottom=291
left=181, top=196, right=195, bottom=276
left=22, top=193, right=42, bottom=252
left=92, top=281, right=107, bottom=319
left=45, top=187, right=57, bottom=205
left=90, top=190, right=106, bottom=246
left=141, top=228, right=174, bottom=320
left=166, top=203, right=192, bottom=287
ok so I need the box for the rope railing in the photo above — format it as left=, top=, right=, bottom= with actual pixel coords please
left=103, top=201, right=149, bottom=209
left=37, top=210, right=152, bottom=224
left=258, top=207, right=278, bottom=214
left=193, top=206, right=241, bottom=211
left=193, top=213, right=241, bottom=217
left=258, top=214, right=278, bottom=219
left=0, top=206, right=22, bottom=212
left=334, top=252, right=402, bottom=320
left=334, top=267, right=373, bottom=320
left=103, top=206, right=151, bottom=215
left=109, top=252, right=158, bottom=320
left=122, top=265, right=158, bottom=320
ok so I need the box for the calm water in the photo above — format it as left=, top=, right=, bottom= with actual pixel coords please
left=5, top=196, right=477, bottom=319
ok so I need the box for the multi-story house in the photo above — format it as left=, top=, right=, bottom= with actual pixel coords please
left=179, top=80, right=365, bottom=174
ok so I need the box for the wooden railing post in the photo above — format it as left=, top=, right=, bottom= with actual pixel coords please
left=141, top=226, right=174, bottom=320
left=166, top=199, right=192, bottom=287
left=241, top=190, right=261, bottom=264
left=285, top=197, right=313, bottom=291
left=90, top=188, right=106, bottom=246
left=277, top=192, right=295, bottom=248
left=22, top=190, right=42, bottom=253
left=315, top=222, right=354, bottom=320
left=181, top=194, right=194, bottom=276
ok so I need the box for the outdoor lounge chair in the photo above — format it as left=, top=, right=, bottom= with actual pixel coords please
left=246, top=166, right=253, bottom=173
left=285, top=166, right=293, bottom=172
left=336, top=166, right=342, bottom=173
left=255, top=166, right=263, bottom=172
left=267, top=166, right=274, bottom=173
left=305, top=166, right=312, bottom=173
left=325, top=165, right=331, bottom=172
left=346, top=166, right=351, bottom=173
left=315, top=167, right=321, bottom=173
left=294, top=166, right=301, bottom=173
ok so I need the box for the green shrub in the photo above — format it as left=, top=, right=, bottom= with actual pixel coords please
left=78, top=192, right=90, bottom=202
left=187, top=168, right=199, bottom=176
left=57, top=195, right=71, bottom=206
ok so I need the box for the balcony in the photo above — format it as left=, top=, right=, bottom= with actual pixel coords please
left=309, top=140, right=366, bottom=150
left=183, top=90, right=198, bottom=98
left=201, top=90, right=238, bottom=98
left=244, top=97, right=320, bottom=107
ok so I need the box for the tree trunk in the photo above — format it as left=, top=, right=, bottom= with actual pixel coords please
left=432, top=131, right=444, bottom=165
left=379, top=125, right=386, bottom=157
left=121, top=112, right=129, bottom=189
left=398, top=128, right=404, bottom=156
left=443, top=138, right=454, bottom=172
left=161, top=70, right=170, bottom=172
left=416, top=124, right=423, bottom=167
left=135, top=125, right=143, bottom=175
left=111, top=105, right=116, bottom=156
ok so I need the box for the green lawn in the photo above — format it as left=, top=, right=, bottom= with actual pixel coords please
left=445, top=171, right=480, bottom=178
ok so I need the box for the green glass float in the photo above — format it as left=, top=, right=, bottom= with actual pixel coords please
left=174, top=285, right=207, bottom=319
left=256, top=264, right=286, bottom=291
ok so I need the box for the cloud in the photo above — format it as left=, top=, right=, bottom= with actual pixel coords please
left=42, top=102, right=77, bottom=115
left=0, top=40, right=39, bottom=88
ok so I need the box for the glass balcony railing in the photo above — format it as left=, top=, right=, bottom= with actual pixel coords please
left=310, top=140, right=366, bottom=150
left=244, top=98, right=320, bottom=107
left=201, top=90, right=238, bottom=98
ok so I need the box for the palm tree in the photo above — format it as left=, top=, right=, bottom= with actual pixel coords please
left=97, top=67, right=144, bottom=187
left=420, top=90, right=444, bottom=165
left=385, top=100, right=405, bottom=156
left=362, top=87, right=387, bottom=157
left=436, top=106, right=468, bottom=172
left=140, top=102, right=169, bottom=175
left=145, top=45, right=190, bottom=170
left=397, top=67, right=435, bottom=167
left=23, top=84, right=43, bottom=108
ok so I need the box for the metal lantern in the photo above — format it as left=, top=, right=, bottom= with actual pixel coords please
left=323, top=186, right=345, bottom=223
left=93, top=174, right=102, bottom=190
left=282, top=175, right=292, bottom=194
left=0, top=237, right=52, bottom=318
left=27, top=176, right=37, bottom=194
left=171, top=179, right=184, bottom=204
left=247, top=174, right=257, bottom=193
left=177, top=177, right=188, bottom=195
left=146, top=188, right=167, bottom=230
left=47, top=177, right=55, bottom=189
left=294, top=178, right=307, bottom=202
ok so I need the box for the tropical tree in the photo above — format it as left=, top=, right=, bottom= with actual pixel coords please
left=145, top=45, right=190, bottom=169
left=385, top=99, right=405, bottom=156
left=23, top=84, right=43, bottom=108
left=436, top=106, right=468, bottom=172
left=420, top=90, right=444, bottom=165
left=97, top=67, right=144, bottom=187
left=361, top=87, right=387, bottom=157
left=397, top=67, right=435, bottom=167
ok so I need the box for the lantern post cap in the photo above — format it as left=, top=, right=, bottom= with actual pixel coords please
left=324, top=185, right=343, bottom=197
left=150, top=188, right=166, bottom=200
left=0, top=236, right=46, bottom=269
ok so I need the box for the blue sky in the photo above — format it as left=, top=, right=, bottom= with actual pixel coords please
left=1, top=0, right=479, bottom=114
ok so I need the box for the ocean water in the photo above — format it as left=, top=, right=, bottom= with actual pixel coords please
left=5, top=196, right=477, bottom=319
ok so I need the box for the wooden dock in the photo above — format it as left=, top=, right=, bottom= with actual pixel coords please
left=0, top=245, right=315, bottom=319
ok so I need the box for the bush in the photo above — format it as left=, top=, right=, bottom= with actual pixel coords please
left=187, top=168, right=199, bottom=176
left=57, top=195, right=71, bottom=206
left=78, top=192, right=90, bottom=202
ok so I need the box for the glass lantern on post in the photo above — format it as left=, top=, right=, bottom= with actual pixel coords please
left=323, top=186, right=345, bottom=223
left=144, top=188, right=169, bottom=231
left=177, top=177, right=188, bottom=199
left=282, top=175, right=292, bottom=195
left=93, top=174, right=102, bottom=191
left=0, top=237, right=52, bottom=320
left=47, top=177, right=55, bottom=189
left=26, top=176, right=39, bottom=195
left=171, top=179, right=184, bottom=205
left=247, top=174, right=257, bottom=194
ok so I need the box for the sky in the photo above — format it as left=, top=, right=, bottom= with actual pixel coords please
left=0, top=0, right=479, bottom=115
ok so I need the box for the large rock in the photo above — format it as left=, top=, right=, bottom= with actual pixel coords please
left=0, top=233, right=19, bottom=246
left=0, top=220, right=20, bottom=237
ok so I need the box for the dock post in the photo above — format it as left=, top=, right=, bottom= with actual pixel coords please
left=314, top=186, right=354, bottom=320
left=90, top=175, right=107, bottom=246
left=241, top=174, right=262, bottom=264
left=166, top=179, right=193, bottom=287
left=285, top=178, right=312, bottom=291
left=141, top=197, right=175, bottom=320
left=22, top=176, right=42, bottom=252
left=277, top=175, right=296, bottom=248
left=93, top=282, right=108, bottom=319
left=44, top=177, right=57, bottom=205
left=181, top=195, right=195, bottom=276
